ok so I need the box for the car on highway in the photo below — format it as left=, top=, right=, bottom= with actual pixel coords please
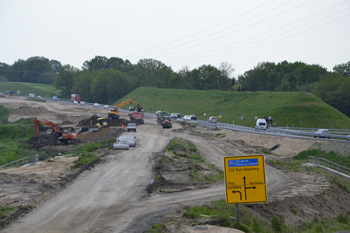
left=347, top=135, right=350, bottom=141
left=37, top=96, right=42, bottom=99
left=170, top=113, right=178, bottom=119
left=209, top=116, right=217, bottom=123
left=314, top=129, right=330, bottom=139
left=183, top=115, right=191, bottom=121
left=177, top=113, right=182, bottom=118
left=129, top=107, right=135, bottom=111
left=155, top=111, right=161, bottom=115
left=104, top=105, right=109, bottom=109
left=80, top=101, right=85, bottom=105
left=52, top=96, right=58, bottom=100
left=93, top=103, right=100, bottom=107
left=73, top=101, right=78, bottom=104
left=190, top=115, right=197, bottom=120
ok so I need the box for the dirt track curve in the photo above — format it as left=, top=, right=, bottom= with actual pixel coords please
left=0, top=97, right=332, bottom=232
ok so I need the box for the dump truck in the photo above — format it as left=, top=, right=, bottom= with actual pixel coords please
left=157, top=111, right=169, bottom=124
left=161, top=116, right=172, bottom=129
left=129, top=111, right=144, bottom=124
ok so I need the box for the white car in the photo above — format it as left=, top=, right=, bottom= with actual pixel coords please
left=183, top=115, right=191, bottom=121
left=80, top=101, right=85, bottom=105
left=347, top=135, right=350, bottom=141
left=209, top=116, right=217, bottom=123
left=314, top=129, right=330, bottom=139
left=73, top=101, right=78, bottom=104
left=104, top=105, right=109, bottom=109
left=94, top=103, right=100, bottom=107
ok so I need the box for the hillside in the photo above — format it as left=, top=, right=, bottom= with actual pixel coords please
left=115, top=87, right=350, bottom=129
left=0, top=82, right=60, bottom=97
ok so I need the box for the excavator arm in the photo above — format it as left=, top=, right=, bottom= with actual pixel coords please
left=34, top=117, right=60, bottom=137
left=108, top=98, right=143, bottom=119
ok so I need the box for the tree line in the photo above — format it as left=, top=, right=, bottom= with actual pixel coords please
left=1, top=55, right=349, bottom=117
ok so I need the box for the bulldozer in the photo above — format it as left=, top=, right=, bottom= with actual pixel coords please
left=108, top=98, right=143, bottom=120
left=89, top=117, right=109, bottom=132
left=34, top=117, right=77, bottom=145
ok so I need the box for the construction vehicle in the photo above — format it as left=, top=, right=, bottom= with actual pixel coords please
left=161, top=116, right=172, bottom=129
left=89, top=117, right=109, bottom=132
left=34, top=117, right=77, bottom=144
left=108, top=98, right=143, bottom=120
left=157, top=111, right=169, bottom=124
left=129, top=111, right=144, bottom=124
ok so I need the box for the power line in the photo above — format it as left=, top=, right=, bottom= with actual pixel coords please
left=0, top=0, right=205, bottom=37
left=170, top=13, right=350, bottom=68
left=166, top=1, right=350, bottom=63
left=129, top=0, right=312, bottom=60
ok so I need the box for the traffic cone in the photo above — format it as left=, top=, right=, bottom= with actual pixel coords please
left=122, top=124, right=124, bottom=129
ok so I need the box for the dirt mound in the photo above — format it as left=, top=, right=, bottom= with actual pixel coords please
left=78, top=128, right=124, bottom=141
left=77, top=115, right=130, bottom=127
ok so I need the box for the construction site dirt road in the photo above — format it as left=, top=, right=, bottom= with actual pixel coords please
left=1, top=97, right=350, bottom=233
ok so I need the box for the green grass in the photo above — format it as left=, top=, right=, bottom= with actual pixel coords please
left=0, top=82, right=61, bottom=97
left=166, top=137, right=204, bottom=163
left=293, top=149, right=350, bottom=169
left=114, top=87, right=350, bottom=129
left=0, top=105, right=12, bottom=123
left=74, top=153, right=99, bottom=167
left=0, top=205, right=18, bottom=219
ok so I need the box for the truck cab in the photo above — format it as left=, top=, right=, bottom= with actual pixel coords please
left=255, top=119, right=267, bottom=130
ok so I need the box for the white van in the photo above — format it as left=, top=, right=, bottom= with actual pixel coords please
left=29, top=94, right=35, bottom=98
left=255, top=119, right=267, bottom=130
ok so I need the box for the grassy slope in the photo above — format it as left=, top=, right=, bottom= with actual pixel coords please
left=0, top=82, right=60, bottom=97
left=114, top=87, right=350, bottom=129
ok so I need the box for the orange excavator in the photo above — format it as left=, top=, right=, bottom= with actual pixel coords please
left=34, top=117, right=77, bottom=144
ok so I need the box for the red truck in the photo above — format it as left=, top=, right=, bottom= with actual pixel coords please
left=129, top=112, right=144, bottom=124
left=71, top=94, right=81, bottom=103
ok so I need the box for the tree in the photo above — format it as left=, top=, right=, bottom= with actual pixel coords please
left=50, top=60, right=62, bottom=75
left=82, top=56, right=108, bottom=71
left=333, top=61, right=350, bottom=78
left=136, top=59, right=174, bottom=88
left=0, top=62, right=9, bottom=81
left=54, top=65, right=79, bottom=98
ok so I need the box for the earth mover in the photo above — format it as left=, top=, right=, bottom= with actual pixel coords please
left=89, top=118, right=109, bottom=132
left=34, top=117, right=77, bottom=144
left=108, top=98, right=143, bottom=120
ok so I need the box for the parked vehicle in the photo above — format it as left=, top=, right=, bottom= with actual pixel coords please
left=255, top=119, right=267, bottom=130
left=209, top=116, right=217, bottom=123
left=183, top=115, right=191, bottom=121
left=190, top=115, right=197, bottom=120
left=70, top=94, right=81, bottom=103
left=170, top=113, right=178, bottom=119
left=104, top=105, right=109, bottom=109
left=52, top=96, right=58, bottom=100
left=29, top=93, right=35, bottom=98
left=127, top=123, right=137, bottom=132
left=314, top=129, right=330, bottom=139
left=94, top=103, right=100, bottom=107
left=177, top=113, right=182, bottom=118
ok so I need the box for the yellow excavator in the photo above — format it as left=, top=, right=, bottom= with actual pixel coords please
left=89, top=117, right=109, bottom=132
left=108, top=98, right=143, bottom=120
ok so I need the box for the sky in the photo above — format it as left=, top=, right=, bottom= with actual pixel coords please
left=1, top=0, right=350, bottom=76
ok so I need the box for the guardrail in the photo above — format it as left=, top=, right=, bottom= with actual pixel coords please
left=309, top=156, right=350, bottom=176
left=2, top=154, right=39, bottom=168
left=276, top=127, right=350, bottom=132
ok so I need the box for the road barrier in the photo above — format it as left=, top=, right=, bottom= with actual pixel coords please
left=2, top=154, right=39, bottom=168
left=309, top=156, right=350, bottom=177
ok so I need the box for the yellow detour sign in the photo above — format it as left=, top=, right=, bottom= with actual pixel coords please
left=224, top=155, right=267, bottom=204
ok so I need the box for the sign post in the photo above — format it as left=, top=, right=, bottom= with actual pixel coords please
left=224, top=155, right=267, bottom=222
left=240, top=115, right=243, bottom=125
